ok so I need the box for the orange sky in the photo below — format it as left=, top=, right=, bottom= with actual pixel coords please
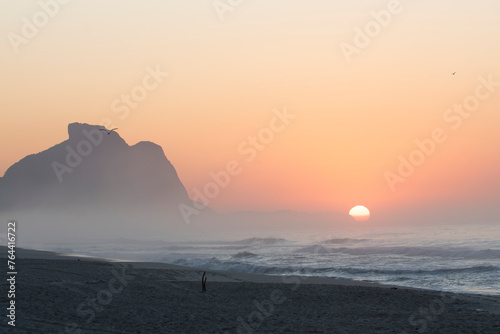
left=1, top=0, right=499, bottom=221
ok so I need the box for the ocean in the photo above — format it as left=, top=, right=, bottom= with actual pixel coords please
left=26, top=223, right=500, bottom=296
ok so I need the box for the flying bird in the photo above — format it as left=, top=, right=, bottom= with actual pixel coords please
left=452, top=72, right=456, bottom=75
left=100, top=128, right=118, bottom=135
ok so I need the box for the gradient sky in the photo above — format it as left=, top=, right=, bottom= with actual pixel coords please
left=1, top=0, right=499, bottom=222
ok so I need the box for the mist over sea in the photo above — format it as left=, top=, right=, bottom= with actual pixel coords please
left=22, top=223, right=500, bottom=296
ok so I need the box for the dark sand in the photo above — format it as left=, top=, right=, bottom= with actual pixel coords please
left=1, top=247, right=499, bottom=333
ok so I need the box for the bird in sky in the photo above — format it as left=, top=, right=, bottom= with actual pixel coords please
left=100, top=128, right=118, bottom=135
left=452, top=72, right=456, bottom=75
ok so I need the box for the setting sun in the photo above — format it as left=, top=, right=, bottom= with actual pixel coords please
left=349, top=205, right=370, bottom=221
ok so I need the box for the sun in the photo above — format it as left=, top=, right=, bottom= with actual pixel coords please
left=349, top=205, right=370, bottom=221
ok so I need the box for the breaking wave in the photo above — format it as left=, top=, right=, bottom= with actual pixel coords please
left=234, top=237, right=289, bottom=245
left=172, top=258, right=500, bottom=277
left=232, top=251, right=258, bottom=258
left=295, top=245, right=500, bottom=259
left=338, top=265, right=499, bottom=275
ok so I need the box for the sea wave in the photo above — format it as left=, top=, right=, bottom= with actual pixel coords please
left=294, top=245, right=331, bottom=254
left=232, top=251, right=258, bottom=258
left=234, top=237, right=289, bottom=245
left=295, top=245, right=500, bottom=259
left=171, top=258, right=500, bottom=277
left=159, top=245, right=195, bottom=251
left=339, top=265, right=499, bottom=275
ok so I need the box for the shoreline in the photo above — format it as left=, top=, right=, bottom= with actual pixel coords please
left=2, top=246, right=499, bottom=333
left=5, top=246, right=499, bottom=296
left=2, top=246, right=390, bottom=286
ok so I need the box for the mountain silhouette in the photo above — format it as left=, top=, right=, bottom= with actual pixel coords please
left=0, top=123, right=199, bottom=238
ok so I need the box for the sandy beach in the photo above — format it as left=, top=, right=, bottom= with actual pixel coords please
left=1, top=247, right=499, bottom=334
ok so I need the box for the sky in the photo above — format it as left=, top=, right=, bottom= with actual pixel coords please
left=1, top=0, right=499, bottom=223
